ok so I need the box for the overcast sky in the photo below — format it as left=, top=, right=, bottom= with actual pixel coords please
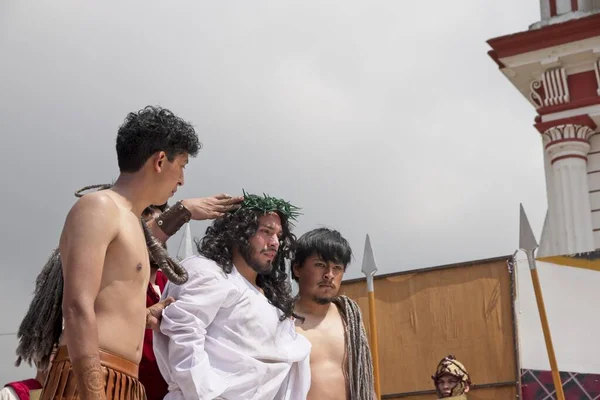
left=0, top=0, right=543, bottom=382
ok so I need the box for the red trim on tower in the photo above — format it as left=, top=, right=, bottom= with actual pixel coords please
left=568, top=71, right=598, bottom=102
left=487, top=50, right=505, bottom=69
left=534, top=114, right=597, bottom=134
left=487, top=13, right=600, bottom=58
left=545, top=138, right=590, bottom=149
left=571, top=0, right=578, bottom=11
left=550, top=0, right=557, bottom=17
left=551, top=154, right=587, bottom=164
left=537, top=97, right=600, bottom=115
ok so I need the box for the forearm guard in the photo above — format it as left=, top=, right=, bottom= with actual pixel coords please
left=155, top=201, right=191, bottom=237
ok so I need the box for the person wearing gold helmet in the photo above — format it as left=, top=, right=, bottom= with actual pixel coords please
left=431, top=355, right=472, bottom=399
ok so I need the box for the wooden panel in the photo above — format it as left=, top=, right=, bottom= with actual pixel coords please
left=340, top=259, right=518, bottom=398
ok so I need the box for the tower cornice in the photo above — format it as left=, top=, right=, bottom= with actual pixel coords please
left=487, top=13, right=600, bottom=60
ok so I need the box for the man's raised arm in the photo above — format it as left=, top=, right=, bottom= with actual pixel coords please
left=147, top=194, right=243, bottom=243
left=59, top=194, right=120, bottom=400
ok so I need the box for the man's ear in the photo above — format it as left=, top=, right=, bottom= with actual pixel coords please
left=152, top=151, right=167, bottom=172
left=292, top=263, right=300, bottom=280
left=464, top=385, right=470, bottom=393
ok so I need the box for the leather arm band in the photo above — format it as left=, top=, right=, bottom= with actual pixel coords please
left=155, top=201, right=192, bottom=237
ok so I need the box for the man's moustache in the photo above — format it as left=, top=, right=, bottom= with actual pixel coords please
left=318, top=282, right=335, bottom=288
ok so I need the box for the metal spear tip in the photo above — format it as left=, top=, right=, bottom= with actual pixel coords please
left=519, top=203, right=538, bottom=253
left=361, top=234, right=378, bottom=276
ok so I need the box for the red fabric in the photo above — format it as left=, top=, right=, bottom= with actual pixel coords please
left=139, top=271, right=169, bottom=400
left=5, top=379, right=42, bottom=400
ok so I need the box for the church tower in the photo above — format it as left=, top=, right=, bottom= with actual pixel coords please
left=487, top=3, right=600, bottom=257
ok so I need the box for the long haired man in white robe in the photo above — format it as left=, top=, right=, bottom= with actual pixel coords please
left=154, top=193, right=311, bottom=400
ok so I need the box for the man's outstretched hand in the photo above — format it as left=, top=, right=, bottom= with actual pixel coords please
left=182, top=194, right=243, bottom=220
left=146, top=296, right=175, bottom=332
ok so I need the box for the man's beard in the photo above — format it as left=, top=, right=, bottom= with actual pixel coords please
left=311, top=282, right=339, bottom=305
left=312, top=296, right=334, bottom=305
left=241, top=242, right=274, bottom=275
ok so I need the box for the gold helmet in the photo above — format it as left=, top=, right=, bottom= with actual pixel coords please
left=432, top=355, right=471, bottom=397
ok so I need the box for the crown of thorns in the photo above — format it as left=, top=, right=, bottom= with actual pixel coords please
left=236, top=189, right=301, bottom=222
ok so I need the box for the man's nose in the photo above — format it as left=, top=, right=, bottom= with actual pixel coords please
left=324, top=268, right=335, bottom=279
left=268, top=235, right=280, bottom=249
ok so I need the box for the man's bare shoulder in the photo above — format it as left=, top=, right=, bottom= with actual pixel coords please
left=327, top=302, right=344, bottom=321
left=65, top=190, right=121, bottom=223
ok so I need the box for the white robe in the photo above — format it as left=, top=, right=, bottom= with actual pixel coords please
left=0, top=387, right=41, bottom=400
left=0, top=388, right=18, bottom=400
left=154, top=256, right=312, bottom=400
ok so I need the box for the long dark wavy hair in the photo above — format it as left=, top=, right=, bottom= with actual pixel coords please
left=196, top=208, right=298, bottom=320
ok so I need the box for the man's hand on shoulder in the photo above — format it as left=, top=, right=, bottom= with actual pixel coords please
left=146, top=296, right=175, bottom=332
left=182, top=194, right=243, bottom=221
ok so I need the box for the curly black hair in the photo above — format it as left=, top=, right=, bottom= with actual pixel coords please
left=196, top=208, right=298, bottom=320
left=116, top=105, right=202, bottom=173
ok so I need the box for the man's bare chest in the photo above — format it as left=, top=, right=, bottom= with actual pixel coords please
left=302, top=316, right=346, bottom=363
left=102, top=226, right=150, bottom=285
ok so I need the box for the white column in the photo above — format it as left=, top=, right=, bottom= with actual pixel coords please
left=538, top=147, right=560, bottom=257
left=555, top=0, right=573, bottom=14
left=543, top=124, right=595, bottom=255
left=539, top=0, right=551, bottom=20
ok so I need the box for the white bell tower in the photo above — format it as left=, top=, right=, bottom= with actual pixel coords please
left=487, top=4, right=600, bottom=256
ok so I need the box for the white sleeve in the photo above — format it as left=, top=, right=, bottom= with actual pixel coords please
left=278, top=352, right=312, bottom=400
left=0, top=387, right=19, bottom=400
left=158, top=266, right=236, bottom=400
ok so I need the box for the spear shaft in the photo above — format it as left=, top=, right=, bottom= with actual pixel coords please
left=362, top=234, right=381, bottom=399
left=520, top=204, right=564, bottom=400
